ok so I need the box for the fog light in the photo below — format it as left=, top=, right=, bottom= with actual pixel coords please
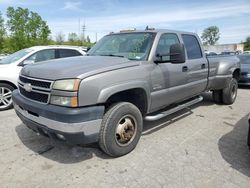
left=56, top=133, right=65, bottom=140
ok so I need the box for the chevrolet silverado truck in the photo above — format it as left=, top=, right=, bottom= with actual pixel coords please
left=12, top=29, right=240, bottom=157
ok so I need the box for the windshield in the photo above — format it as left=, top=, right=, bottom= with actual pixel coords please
left=88, top=32, right=156, bottom=60
left=0, top=49, right=33, bottom=65
left=238, top=55, right=250, bottom=64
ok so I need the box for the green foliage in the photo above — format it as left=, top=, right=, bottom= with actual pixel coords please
left=0, top=7, right=95, bottom=54
left=244, top=36, right=250, bottom=51
left=86, top=35, right=91, bottom=43
left=201, top=26, right=220, bottom=45
left=0, top=11, right=6, bottom=52
left=5, top=7, right=51, bottom=52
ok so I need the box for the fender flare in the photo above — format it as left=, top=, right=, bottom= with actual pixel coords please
left=97, top=81, right=151, bottom=111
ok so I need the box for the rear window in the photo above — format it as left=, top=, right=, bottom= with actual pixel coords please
left=182, top=34, right=202, bottom=59
left=57, top=49, right=82, bottom=58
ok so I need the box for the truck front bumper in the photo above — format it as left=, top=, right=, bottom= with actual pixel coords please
left=12, top=90, right=105, bottom=144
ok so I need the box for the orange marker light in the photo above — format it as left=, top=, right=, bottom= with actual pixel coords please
left=71, top=96, right=78, bottom=107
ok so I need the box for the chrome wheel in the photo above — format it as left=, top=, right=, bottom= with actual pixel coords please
left=231, top=84, right=237, bottom=101
left=0, top=87, right=12, bottom=109
left=115, top=115, right=137, bottom=146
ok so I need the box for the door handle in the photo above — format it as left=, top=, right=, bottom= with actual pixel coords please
left=182, top=66, right=188, bottom=72
left=201, top=64, right=206, bottom=69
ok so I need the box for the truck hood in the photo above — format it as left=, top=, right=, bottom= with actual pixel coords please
left=21, top=56, right=140, bottom=80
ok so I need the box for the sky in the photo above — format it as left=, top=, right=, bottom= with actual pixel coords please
left=0, top=0, right=250, bottom=44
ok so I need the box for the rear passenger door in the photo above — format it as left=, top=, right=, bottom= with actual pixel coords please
left=181, top=34, right=208, bottom=96
left=56, top=49, right=82, bottom=59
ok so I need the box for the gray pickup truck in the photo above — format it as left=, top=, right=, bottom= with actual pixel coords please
left=12, top=29, right=240, bottom=157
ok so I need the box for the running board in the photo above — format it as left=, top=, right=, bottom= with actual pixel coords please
left=144, top=96, right=203, bottom=121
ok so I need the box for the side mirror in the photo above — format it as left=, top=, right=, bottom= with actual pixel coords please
left=169, top=43, right=185, bottom=64
left=155, top=43, right=186, bottom=64
left=22, top=60, right=35, bottom=66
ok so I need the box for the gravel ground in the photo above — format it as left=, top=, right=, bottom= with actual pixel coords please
left=0, top=89, right=250, bottom=188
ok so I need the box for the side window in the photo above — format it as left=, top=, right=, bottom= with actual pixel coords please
left=26, top=49, right=55, bottom=63
left=57, top=49, right=82, bottom=58
left=182, top=34, right=202, bottom=59
left=156, top=33, right=180, bottom=61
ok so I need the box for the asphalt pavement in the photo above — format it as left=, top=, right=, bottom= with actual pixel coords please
left=0, top=89, right=250, bottom=188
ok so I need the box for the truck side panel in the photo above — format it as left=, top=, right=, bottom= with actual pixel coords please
left=206, top=55, right=240, bottom=90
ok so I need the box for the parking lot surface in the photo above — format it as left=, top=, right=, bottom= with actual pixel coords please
left=0, top=89, right=250, bottom=188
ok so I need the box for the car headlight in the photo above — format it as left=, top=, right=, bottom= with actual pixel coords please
left=50, top=96, right=78, bottom=107
left=52, top=79, right=80, bottom=91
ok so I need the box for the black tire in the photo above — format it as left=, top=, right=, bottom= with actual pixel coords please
left=212, top=90, right=223, bottom=104
left=99, top=102, right=143, bottom=157
left=0, top=83, right=15, bottom=111
left=222, top=78, right=238, bottom=105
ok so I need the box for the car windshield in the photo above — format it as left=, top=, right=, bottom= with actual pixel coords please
left=0, top=49, right=33, bottom=65
left=87, top=32, right=156, bottom=60
left=238, top=55, right=250, bottom=64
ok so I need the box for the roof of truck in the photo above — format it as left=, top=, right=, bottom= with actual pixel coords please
left=109, top=29, right=196, bottom=36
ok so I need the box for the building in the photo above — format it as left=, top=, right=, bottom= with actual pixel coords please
left=204, top=43, right=244, bottom=54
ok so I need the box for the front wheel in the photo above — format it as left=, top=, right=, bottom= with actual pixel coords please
left=222, top=78, right=238, bottom=105
left=99, top=102, right=143, bottom=157
left=0, top=83, right=15, bottom=111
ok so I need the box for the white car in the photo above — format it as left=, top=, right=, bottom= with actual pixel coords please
left=0, top=54, right=9, bottom=60
left=0, top=45, right=86, bottom=111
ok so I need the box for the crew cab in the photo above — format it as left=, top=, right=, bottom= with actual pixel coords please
left=12, top=29, right=240, bottom=157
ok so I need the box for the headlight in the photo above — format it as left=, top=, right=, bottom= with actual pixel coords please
left=52, top=79, right=80, bottom=91
left=50, top=96, right=78, bottom=107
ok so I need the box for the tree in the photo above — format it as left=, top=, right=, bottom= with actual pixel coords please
left=244, top=36, right=250, bottom=51
left=6, top=7, right=51, bottom=52
left=201, top=26, right=220, bottom=45
left=68, top=32, right=78, bottom=42
left=86, top=35, right=91, bottom=43
left=55, top=32, right=65, bottom=44
left=0, top=11, right=6, bottom=52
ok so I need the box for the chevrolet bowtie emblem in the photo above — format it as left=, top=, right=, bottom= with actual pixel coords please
left=24, top=83, right=32, bottom=92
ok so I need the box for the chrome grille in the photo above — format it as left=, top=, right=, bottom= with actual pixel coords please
left=19, top=76, right=51, bottom=89
left=18, top=75, right=53, bottom=104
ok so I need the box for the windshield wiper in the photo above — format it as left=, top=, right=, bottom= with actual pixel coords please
left=99, top=54, right=125, bottom=58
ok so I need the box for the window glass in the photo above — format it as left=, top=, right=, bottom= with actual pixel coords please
left=26, top=49, right=55, bottom=62
left=57, top=49, right=82, bottom=58
left=156, top=33, right=180, bottom=61
left=182, top=34, right=202, bottom=59
left=0, top=49, right=33, bottom=64
left=87, top=32, right=156, bottom=60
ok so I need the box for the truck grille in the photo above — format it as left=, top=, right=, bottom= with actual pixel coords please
left=18, top=75, right=53, bottom=104
left=19, top=76, right=51, bottom=88
left=19, top=87, right=49, bottom=103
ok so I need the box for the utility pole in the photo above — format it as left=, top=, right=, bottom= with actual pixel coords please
left=78, top=18, right=80, bottom=39
left=82, top=17, right=86, bottom=42
left=96, top=33, right=98, bottom=43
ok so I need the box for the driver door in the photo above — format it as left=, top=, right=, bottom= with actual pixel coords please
left=150, top=33, right=188, bottom=112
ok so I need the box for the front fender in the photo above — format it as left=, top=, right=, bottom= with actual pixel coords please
left=97, top=81, right=151, bottom=105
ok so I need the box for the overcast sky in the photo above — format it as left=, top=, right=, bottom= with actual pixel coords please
left=0, top=0, right=250, bottom=44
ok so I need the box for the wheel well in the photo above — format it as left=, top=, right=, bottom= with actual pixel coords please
left=106, top=88, right=148, bottom=115
left=233, top=69, right=240, bottom=81
left=0, top=80, right=17, bottom=89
